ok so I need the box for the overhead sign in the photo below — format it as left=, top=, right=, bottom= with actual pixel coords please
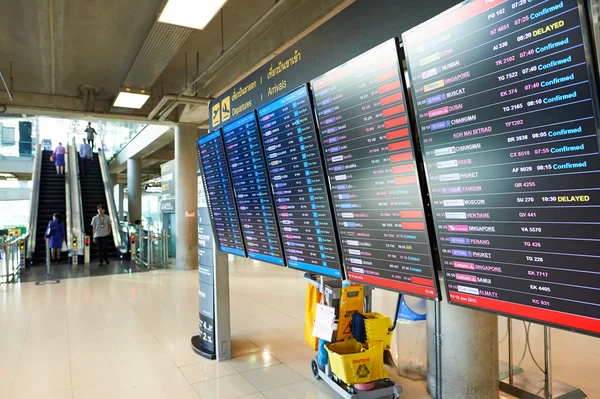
left=207, top=0, right=457, bottom=131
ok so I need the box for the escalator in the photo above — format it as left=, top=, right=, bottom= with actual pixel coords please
left=32, top=150, right=67, bottom=264
left=79, top=154, right=116, bottom=262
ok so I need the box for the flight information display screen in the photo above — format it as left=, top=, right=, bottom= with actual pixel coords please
left=404, top=0, right=600, bottom=334
left=197, top=131, right=246, bottom=257
left=257, top=85, right=343, bottom=278
left=312, top=39, right=438, bottom=298
left=222, top=112, right=286, bottom=266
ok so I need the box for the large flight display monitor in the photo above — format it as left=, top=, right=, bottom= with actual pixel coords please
left=312, top=39, right=439, bottom=299
left=197, top=131, right=246, bottom=257
left=222, top=112, right=286, bottom=266
left=257, top=85, right=343, bottom=278
left=404, top=0, right=600, bottom=334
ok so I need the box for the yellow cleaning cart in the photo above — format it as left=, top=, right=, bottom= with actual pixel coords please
left=305, top=274, right=401, bottom=399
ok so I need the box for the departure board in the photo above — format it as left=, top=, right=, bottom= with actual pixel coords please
left=222, top=112, right=286, bottom=266
left=197, top=131, right=246, bottom=257
left=312, top=39, right=438, bottom=298
left=404, top=0, right=600, bottom=334
left=257, top=85, right=343, bottom=278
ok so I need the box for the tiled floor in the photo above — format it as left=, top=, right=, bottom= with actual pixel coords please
left=1, top=256, right=598, bottom=398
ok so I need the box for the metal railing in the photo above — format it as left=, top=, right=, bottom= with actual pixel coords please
left=26, top=136, right=42, bottom=259
left=68, top=137, right=85, bottom=256
left=133, top=229, right=170, bottom=269
left=1, top=233, right=29, bottom=283
left=64, top=142, right=73, bottom=255
left=96, top=137, right=126, bottom=254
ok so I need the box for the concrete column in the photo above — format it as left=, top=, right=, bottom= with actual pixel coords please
left=127, top=158, right=142, bottom=223
left=175, top=123, right=198, bottom=270
left=427, top=285, right=499, bottom=398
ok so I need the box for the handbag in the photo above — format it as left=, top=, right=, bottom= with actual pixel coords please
left=61, top=241, right=68, bottom=252
left=45, top=226, right=53, bottom=238
left=50, top=152, right=55, bottom=162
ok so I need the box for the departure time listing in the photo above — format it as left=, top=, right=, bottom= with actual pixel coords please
left=197, top=131, right=246, bottom=257
left=222, top=113, right=286, bottom=266
left=404, top=0, right=600, bottom=334
left=312, top=39, right=438, bottom=299
left=258, top=86, right=343, bottom=278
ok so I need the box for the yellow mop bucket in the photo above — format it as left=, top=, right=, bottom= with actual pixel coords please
left=325, top=339, right=388, bottom=385
left=363, top=312, right=393, bottom=350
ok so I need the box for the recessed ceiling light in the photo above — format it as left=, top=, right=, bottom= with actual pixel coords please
left=113, top=92, right=150, bottom=109
left=158, top=0, right=228, bottom=30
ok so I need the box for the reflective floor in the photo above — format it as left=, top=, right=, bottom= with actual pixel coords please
left=0, top=256, right=598, bottom=398
left=18, top=258, right=149, bottom=283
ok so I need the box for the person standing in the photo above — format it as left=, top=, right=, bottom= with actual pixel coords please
left=91, top=205, right=112, bottom=266
left=85, top=122, right=97, bottom=157
left=79, top=138, right=92, bottom=176
left=54, top=142, right=66, bottom=175
left=45, top=213, right=65, bottom=262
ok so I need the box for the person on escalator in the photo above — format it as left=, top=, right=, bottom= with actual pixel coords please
left=91, top=204, right=111, bottom=267
left=45, top=213, right=65, bottom=262
left=54, top=142, right=66, bottom=175
left=79, top=138, right=92, bottom=177
left=85, top=122, right=97, bottom=158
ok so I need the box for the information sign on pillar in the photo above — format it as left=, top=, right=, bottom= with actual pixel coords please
left=192, top=130, right=235, bottom=360
left=403, top=0, right=600, bottom=335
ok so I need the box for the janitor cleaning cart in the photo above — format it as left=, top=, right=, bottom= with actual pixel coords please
left=305, top=274, right=401, bottom=399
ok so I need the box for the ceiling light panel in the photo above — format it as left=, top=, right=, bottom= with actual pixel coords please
left=113, top=92, right=151, bottom=109
left=158, top=0, right=227, bottom=30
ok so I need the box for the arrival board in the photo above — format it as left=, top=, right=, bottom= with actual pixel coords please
left=222, top=112, right=286, bottom=266
left=403, top=0, right=600, bottom=334
left=257, top=85, right=343, bottom=278
left=312, top=39, right=438, bottom=298
left=197, top=131, right=246, bottom=257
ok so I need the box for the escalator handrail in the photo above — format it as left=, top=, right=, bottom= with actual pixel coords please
left=67, top=137, right=86, bottom=255
left=97, top=138, right=126, bottom=253
left=64, top=142, right=73, bottom=253
left=26, top=135, right=43, bottom=259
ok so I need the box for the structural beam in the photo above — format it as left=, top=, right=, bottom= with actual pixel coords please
left=108, top=125, right=173, bottom=174
left=0, top=91, right=173, bottom=125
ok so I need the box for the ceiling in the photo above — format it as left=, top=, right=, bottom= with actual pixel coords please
left=0, top=0, right=164, bottom=97
left=0, top=0, right=301, bottom=107
left=0, top=0, right=351, bottom=179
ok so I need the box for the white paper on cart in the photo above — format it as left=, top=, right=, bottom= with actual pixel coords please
left=312, top=304, right=336, bottom=341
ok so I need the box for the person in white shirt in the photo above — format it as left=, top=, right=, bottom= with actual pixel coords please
left=91, top=204, right=112, bottom=266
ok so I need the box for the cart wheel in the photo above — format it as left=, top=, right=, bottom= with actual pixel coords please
left=347, top=387, right=358, bottom=394
left=310, top=358, right=320, bottom=380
